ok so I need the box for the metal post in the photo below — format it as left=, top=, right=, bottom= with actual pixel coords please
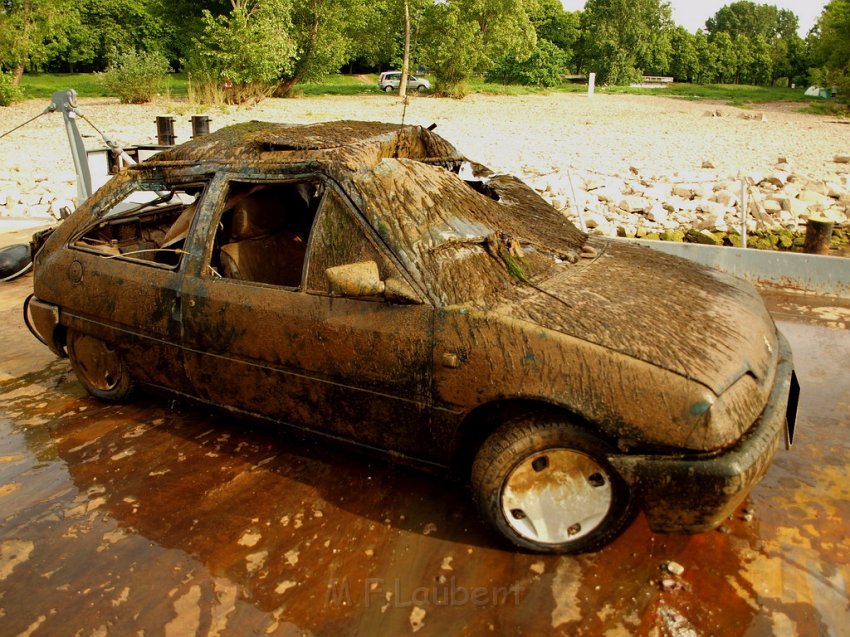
left=566, top=169, right=588, bottom=233
left=803, top=216, right=834, bottom=255
left=191, top=115, right=211, bottom=138
left=48, top=90, right=93, bottom=204
left=740, top=179, right=748, bottom=249
left=588, top=73, right=596, bottom=98
left=156, top=116, right=176, bottom=145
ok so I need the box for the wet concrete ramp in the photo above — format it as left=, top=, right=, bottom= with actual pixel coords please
left=1, top=275, right=848, bottom=636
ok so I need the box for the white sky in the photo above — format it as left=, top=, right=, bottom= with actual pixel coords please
left=560, top=1, right=829, bottom=36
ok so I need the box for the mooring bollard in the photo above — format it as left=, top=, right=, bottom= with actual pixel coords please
left=803, top=216, right=834, bottom=255
left=155, top=116, right=176, bottom=146
left=191, top=115, right=211, bottom=138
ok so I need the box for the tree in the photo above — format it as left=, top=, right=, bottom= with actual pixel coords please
left=749, top=34, right=772, bottom=84
left=488, top=38, right=569, bottom=86
left=0, top=0, right=71, bottom=84
left=399, top=0, right=410, bottom=98
left=693, top=30, right=718, bottom=83
left=733, top=34, right=753, bottom=83
left=528, top=0, right=580, bottom=59
left=711, top=31, right=737, bottom=83
left=669, top=26, right=699, bottom=82
left=808, top=0, right=850, bottom=94
left=705, top=1, right=801, bottom=85
left=58, top=0, right=169, bottom=72
left=276, top=0, right=371, bottom=95
left=420, top=0, right=536, bottom=97
left=578, top=0, right=673, bottom=85
left=185, top=0, right=296, bottom=103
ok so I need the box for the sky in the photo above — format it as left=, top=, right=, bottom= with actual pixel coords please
left=560, top=1, right=830, bottom=36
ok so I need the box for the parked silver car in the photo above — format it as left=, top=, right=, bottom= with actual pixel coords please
left=377, top=71, right=431, bottom=93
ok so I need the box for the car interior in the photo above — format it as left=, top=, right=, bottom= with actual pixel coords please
left=212, top=180, right=324, bottom=287
left=72, top=185, right=203, bottom=268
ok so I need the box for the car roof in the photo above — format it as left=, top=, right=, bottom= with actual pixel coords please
left=145, top=120, right=458, bottom=167
left=139, top=120, right=585, bottom=302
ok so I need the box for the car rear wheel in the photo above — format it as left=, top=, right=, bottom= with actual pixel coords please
left=67, top=329, right=134, bottom=402
left=471, top=414, right=634, bottom=553
left=384, top=85, right=394, bottom=93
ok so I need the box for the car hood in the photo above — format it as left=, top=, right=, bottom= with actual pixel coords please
left=489, top=241, right=778, bottom=395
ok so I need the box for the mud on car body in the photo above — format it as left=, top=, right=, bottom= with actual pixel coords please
left=25, top=121, right=798, bottom=554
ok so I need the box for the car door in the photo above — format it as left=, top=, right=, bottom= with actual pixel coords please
left=60, top=172, right=209, bottom=393
left=179, top=174, right=437, bottom=460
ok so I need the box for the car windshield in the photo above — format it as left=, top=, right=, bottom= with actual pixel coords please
left=353, top=159, right=584, bottom=307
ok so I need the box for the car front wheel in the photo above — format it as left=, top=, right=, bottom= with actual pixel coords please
left=416, top=85, right=427, bottom=93
left=384, top=85, right=394, bottom=93
left=67, top=329, right=134, bottom=402
left=471, top=414, right=634, bottom=553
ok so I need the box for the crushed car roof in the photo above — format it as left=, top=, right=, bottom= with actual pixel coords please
left=148, top=120, right=463, bottom=168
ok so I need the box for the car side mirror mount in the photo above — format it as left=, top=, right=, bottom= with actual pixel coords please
left=325, top=261, right=421, bottom=304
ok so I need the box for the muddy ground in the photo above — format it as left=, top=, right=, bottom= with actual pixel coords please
left=1, top=215, right=849, bottom=634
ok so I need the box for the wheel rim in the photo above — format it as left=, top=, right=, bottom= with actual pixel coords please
left=501, top=449, right=613, bottom=545
left=70, top=333, right=122, bottom=391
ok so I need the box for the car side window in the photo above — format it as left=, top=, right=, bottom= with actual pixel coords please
left=305, top=188, right=405, bottom=297
left=210, top=179, right=323, bottom=288
left=72, top=182, right=205, bottom=269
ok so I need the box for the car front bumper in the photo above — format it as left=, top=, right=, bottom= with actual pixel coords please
left=608, top=331, right=798, bottom=533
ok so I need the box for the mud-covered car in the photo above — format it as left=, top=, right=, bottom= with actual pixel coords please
left=25, top=121, right=798, bottom=553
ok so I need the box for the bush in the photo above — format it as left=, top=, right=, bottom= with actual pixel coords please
left=487, top=39, right=569, bottom=87
left=184, top=6, right=295, bottom=105
left=102, top=49, right=170, bottom=104
left=0, top=72, right=20, bottom=107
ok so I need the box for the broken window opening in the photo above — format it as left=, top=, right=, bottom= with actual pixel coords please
left=212, top=180, right=324, bottom=288
left=72, top=184, right=205, bottom=268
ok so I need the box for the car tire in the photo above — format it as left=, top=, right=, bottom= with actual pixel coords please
left=384, top=85, right=394, bottom=93
left=67, top=329, right=134, bottom=402
left=471, top=413, right=634, bottom=554
left=416, top=85, right=427, bottom=93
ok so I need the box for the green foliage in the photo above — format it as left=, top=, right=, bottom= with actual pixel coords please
left=0, top=71, right=21, bottom=105
left=529, top=0, right=580, bottom=58
left=0, top=0, right=71, bottom=82
left=421, top=0, right=536, bottom=97
left=421, top=3, right=479, bottom=97
left=578, top=0, right=674, bottom=85
left=276, top=0, right=370, bottom=96
left=185, top=2, right=296, bottom=104
left=101, top=48, right=170, bottom=103
left=705, top=1, right=798, bottom=41
left=58, top=0, right=168, bottom=72
left=669, top=26, right=699, bottom=82
left=809, top=0, right=850, bottom=97
left=488, top=39, right=568, bottom=86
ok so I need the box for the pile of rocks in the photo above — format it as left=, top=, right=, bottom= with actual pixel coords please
left=527, top=154, right=850, bottom=245
left=0, top=169, right=77, bottom=223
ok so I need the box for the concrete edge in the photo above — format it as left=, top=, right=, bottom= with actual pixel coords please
left=617, top=238, right=850, bottom=299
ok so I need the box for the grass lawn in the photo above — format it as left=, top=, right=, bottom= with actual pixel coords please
left=18, top=72, right=189, bottom=100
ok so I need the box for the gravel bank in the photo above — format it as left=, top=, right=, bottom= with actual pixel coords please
left=1, top=92, right=848, bottom=238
